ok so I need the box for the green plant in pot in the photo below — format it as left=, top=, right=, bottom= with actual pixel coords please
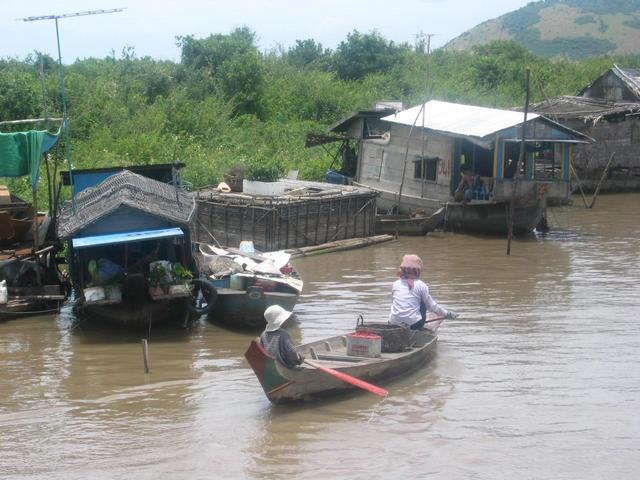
left=246, top=157, right=284, bottom=182
left=172, top=263, right=193, bottom=285
left=149, top=263, right=169, bottom=296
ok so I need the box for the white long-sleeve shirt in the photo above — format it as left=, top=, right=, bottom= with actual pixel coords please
left=389, top=278, right=448, bottom=327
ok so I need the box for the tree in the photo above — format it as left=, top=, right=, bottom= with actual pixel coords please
left=176, top=27, right=264, bottom=115
left=332, top=30, right=410, bottom=80
left=286, top=39, right=330, bottom=69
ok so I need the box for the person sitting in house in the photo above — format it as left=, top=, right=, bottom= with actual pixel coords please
left=389, top=254, right=458, bottom=331
left=260, top=305, right=304, bottom=368
left=454, top=167, right=475, bottom=203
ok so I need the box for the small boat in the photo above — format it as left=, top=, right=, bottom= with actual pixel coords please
left=198, top=243, right=303, bottom=329
left=375, top=208, right=445, bottom=236
left=245, top=327, right=438, bottom=403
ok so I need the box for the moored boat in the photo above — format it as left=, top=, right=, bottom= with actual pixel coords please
left=0, top=127, right=68, bottom=318
left=199, top=244, right=303, bottom=329
left=375, top=208, right=445, bottom=236
left=245, top=327, right=438, bottom=403
left=57, top=168, right=201, bottom=328
left=445, top=200, right=544, bottom=235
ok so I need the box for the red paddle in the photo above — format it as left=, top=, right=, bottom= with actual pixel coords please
left=303, top=358, right=388, bottom=397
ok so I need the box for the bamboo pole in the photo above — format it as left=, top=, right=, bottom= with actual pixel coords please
left=507, top=68, right=530, bottom=256
left=569, top=162, right=589, bottom=208
left=141, top=339, right=150, bottom=374
left=589, top=152, right=615, bottom=209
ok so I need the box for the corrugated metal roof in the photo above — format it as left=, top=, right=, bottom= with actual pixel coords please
left=381, top=100, right=539, bottom=139
left=71, top=227, right=184, bottom=249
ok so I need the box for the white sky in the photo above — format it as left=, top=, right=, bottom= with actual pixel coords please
left=2, top=0, right=532, bottom=62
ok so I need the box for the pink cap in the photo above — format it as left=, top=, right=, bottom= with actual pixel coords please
left=400, top=254, right=423, bottom=270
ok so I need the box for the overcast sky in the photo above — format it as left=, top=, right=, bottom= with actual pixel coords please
left=2, top=0, right=533, bottom=62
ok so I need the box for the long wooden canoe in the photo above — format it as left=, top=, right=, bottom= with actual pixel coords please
left=245, top=329, right=438, bottom=403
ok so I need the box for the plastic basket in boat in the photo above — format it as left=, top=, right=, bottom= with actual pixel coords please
left=355, top=317, right=410, bottom=353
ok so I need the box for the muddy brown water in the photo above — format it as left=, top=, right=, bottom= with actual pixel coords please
left=2, top=194, right=639, bottom=479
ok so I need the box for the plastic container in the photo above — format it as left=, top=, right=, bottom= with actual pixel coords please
left=346, top=331, right=382, bottom=358
left=84, top=286, right=106, bottom=303
left=229, top=274, right=245, bottom=291
left=239, top=240, right=255, bottom=253
left=0, top=280, right=7, bottom=304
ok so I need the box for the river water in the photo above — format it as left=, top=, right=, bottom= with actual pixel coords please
left=1, top=194, right=639, bottom=479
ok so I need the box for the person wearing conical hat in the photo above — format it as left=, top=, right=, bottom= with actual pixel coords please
left=260, top=305, right=304, bottom=369
left=389, top=254, right=458, bottom=331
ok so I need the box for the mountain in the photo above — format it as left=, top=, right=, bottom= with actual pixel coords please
left=445, top=0, right=640, bottom=59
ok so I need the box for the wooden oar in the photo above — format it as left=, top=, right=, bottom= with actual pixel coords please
left=303, top=359, right=388, bottom=397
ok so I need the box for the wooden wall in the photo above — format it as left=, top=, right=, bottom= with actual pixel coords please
left=358, top=123, right=454, bottom=204
left=195, top=192, right=378, bottom=251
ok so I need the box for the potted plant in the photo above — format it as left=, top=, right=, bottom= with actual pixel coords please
left=169, top=263, right=193, bottom=296
left=148, top=263, right=169, bottom=298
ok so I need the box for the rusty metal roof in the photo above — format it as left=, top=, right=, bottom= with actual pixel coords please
left=530, top=95, right=640, bottom=122
left=381, top=100, right=540, bottom=139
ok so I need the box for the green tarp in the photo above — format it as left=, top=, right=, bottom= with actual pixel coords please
left=0, top=129, right=59, bottom=190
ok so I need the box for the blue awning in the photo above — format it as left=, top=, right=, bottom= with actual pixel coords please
left=71, top=227, right=184, bottom=249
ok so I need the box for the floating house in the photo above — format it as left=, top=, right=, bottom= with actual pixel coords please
left=57, top=168, right=199, bottom=327
left=0, top=127, right=67, bottom=317
left=328, top=100, right=592, bottom=234
left=531, top=65, right=640, bottom=192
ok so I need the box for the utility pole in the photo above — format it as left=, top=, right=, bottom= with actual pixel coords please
left=19, top=8, right=125, bottom=209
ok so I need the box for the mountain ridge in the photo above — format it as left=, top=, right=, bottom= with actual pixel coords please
left=445, top=0, right=640, bottom=59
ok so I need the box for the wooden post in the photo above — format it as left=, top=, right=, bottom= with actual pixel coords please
left=325, top=198, right=331, bottom=243
left=141, top=338, right=150, bottom=374
left=31, top=187, right=42, bottom=286
left=589, top=152, right=615, bottom=209
left=569, top=162, right=589, bottom=208
left=507, top=67, right=530, bottom=256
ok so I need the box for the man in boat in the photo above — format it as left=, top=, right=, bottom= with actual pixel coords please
left=260, top=305, right=304, bottom=369
left=389, top=254, right=458, bottom=331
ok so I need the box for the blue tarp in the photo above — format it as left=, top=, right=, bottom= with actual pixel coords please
left=71, top=227, right=184, bottom=249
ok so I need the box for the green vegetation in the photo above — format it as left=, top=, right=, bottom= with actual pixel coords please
left=1, top=30, right=640, bottom=210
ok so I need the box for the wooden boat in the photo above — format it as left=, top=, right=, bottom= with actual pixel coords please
left=0, top=127, right=68, bottom=319
left=205, top=272, right=302, bottom=329
left=199, top=243, right=303, bottom=329
left=375, top=208, right=445, bottom=236
left=445, top=200, right=543, bottom=235
left=245, top=328, right=438, bottom=403
left=57, top=167, right=201, bottom=328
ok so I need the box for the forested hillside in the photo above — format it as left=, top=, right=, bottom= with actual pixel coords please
left=1, top=28, right=639, bottom=205
left=447, top=0, right=640, bottom=59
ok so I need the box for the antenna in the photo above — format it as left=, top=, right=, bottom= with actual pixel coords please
left=19, top=7, right=125, bottom=208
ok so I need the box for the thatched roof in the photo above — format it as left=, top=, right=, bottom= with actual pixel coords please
left=530, top=95, right=640, bottom=123
left=577, top=64, right=640, bottom=101
left=57, top=170, right=195, bottom=239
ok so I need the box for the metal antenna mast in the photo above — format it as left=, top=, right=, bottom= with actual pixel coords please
left=19, top=8, right=125, bottom=208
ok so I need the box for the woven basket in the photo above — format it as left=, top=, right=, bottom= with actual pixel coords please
left=356, top=321, right=410, bottom=353
left=223, top=174, right=243, bottom=192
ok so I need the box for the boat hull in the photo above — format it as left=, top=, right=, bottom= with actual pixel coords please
left=445, top=200, right=543, bottom=235
left=207, top=287, right=299, bottom=329
left=245, top=329, right=438, bottom=403
left=77, top=296, right=191, bottom=328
